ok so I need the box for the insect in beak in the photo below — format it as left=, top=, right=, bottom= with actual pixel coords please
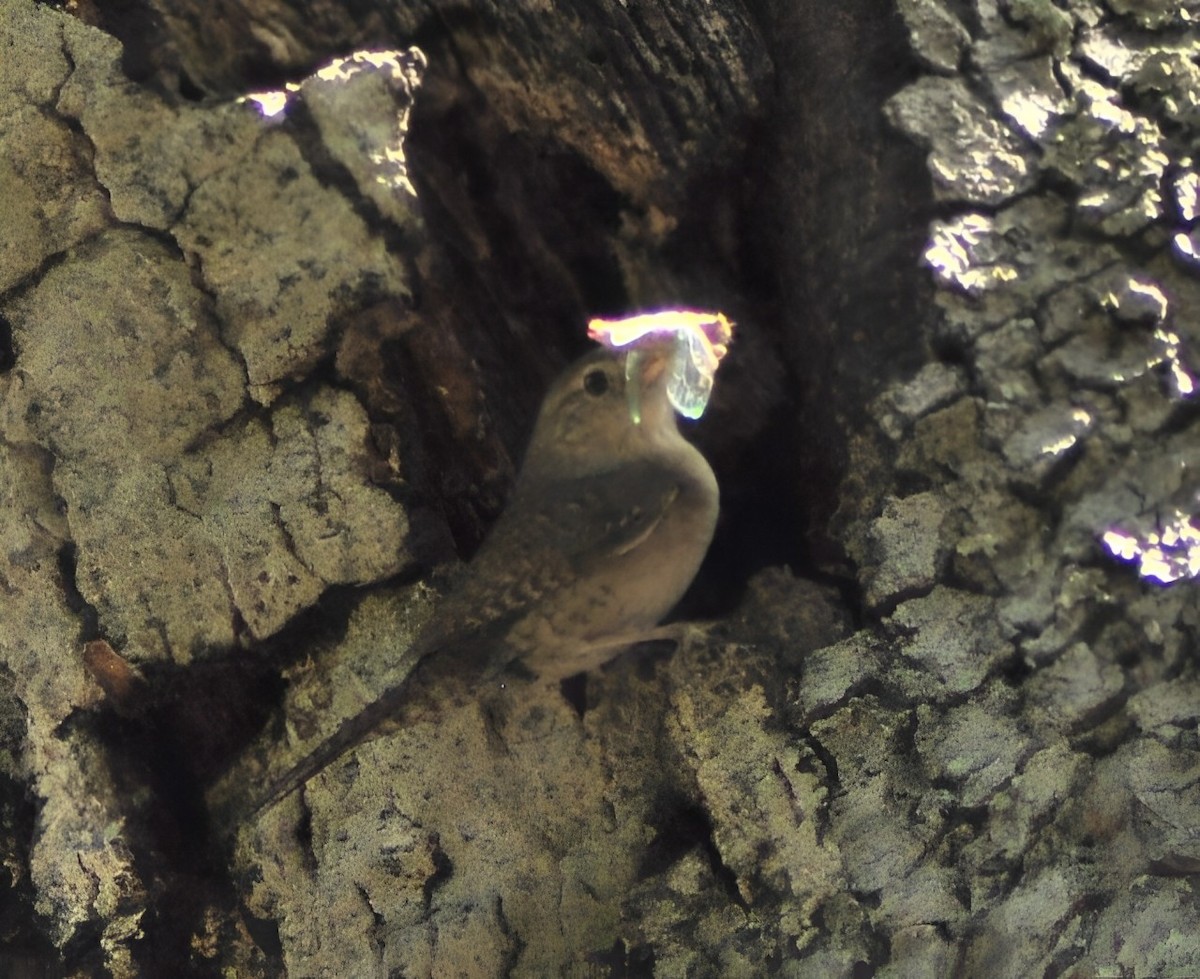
left=624, top=344, right=671, bottom=425
left=588, top=310, right=734, bottom=425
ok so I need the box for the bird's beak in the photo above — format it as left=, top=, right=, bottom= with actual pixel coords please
left=624, top=341, right=674, bottom=426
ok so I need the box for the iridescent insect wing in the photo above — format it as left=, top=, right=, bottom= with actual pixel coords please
left=667, top=326, right=718, bottom=419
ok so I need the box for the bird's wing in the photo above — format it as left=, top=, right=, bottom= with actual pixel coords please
left=436, top=456, right=686, bottom=628
left=509, top=457, right=686, bottom=563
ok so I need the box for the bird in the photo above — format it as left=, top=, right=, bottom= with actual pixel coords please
left=243, top=337, right=720, bottom=815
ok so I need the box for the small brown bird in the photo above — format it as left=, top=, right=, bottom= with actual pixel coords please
left=246, top=338, right=720, bottom=814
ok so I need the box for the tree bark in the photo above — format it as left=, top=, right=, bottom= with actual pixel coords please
left=1, top=0, right=1197, bottom=975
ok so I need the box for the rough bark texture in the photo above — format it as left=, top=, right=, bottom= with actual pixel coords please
left=1, top=0, right=1197, bottom=976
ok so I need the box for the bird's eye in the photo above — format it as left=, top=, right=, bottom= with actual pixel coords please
left=583, top=369, right=609, bottom=396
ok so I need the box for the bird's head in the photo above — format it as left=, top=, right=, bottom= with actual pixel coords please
left=521, top=341, right=682, bottom=481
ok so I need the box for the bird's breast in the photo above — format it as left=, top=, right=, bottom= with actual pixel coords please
left=514, top=442, right=718, bottom=678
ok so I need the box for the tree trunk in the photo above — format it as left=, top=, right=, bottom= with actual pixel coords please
left=1, top=0, right=1197, bottom=975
